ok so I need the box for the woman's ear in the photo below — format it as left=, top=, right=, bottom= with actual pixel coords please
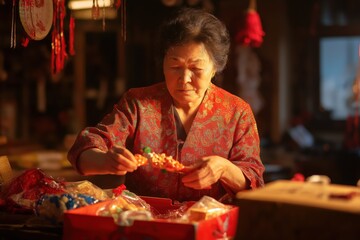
left=212, top=71, right=216, bottom=79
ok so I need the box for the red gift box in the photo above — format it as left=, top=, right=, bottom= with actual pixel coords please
left=63, top=196, right=238, bottom=240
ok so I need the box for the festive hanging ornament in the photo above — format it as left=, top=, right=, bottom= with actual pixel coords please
left=115, top=0, right=121, bottom=9
left=51, top=0, right=67, bottom=74
left=19, top=0, right=53, bottom=41
left=235, top=0, right=265, bottom=48
left=92, top=0, right=100, bottom=20
left=21, top=37, right=29, bottom=47
left=10, top=0, right=16, bottom=48
left=69, top=15, right=76, bottom=56
left=102, top=0, right=106, bottom=31
left=8, top=0, right=74, bottom=74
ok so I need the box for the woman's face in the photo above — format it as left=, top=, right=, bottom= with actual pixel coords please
left=163, top=42, right=216, bottom=108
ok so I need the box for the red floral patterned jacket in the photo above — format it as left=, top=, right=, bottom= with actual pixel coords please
left=68, top=82, right=264, bottom=202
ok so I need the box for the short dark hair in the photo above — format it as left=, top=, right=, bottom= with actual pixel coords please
left=158, top=7, right=230, bottom=73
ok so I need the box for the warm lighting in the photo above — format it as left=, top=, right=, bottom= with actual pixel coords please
left=68, top=0, right=118, bottom=19
left=68, top=0, right=112, bottom=10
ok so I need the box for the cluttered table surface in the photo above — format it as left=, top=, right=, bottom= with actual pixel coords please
left=0, top=151, right=239, bottom=240
left=0, top=150, right=125, bottom=240
left=2, top=149, right=360, bottom=240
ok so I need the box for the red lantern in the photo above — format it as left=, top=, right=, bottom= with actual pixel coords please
left=235, top=0, right=265, bottom=48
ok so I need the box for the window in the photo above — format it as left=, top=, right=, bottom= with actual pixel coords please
left=320, top=36, right=360, bottom=120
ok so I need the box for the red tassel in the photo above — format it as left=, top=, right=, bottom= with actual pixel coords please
left=60, top=4, right=67, bottom=65
left=115, top=0, right=121, bottom=9
left=51, top=40, right=55, bottom=72
left=69, top=16, right=75, bottom=55
left=235, top=10, right=265, bottom=48
left=21, top=38, right=29, bottom=47
left=51, top=0, right=57, bottom=74
left=51, top=0, right=67, bottom=74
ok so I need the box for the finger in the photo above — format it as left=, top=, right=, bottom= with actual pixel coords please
left=108, top=153, right=137, bottom=172
left=111, top=146, right=125, bottom=155
left=118, top=158, right=138, bottom=171
left=182, top=170, right=213, bottom=188
left=182, top=168, right=209, bottom=183
left=114, top=170, right=127, bottom=175
left=183, top=162, right=205, bottom=172
left=121, top=148, right=138, bottom=162
left=183, top=180, right=212, bottom=190
left=112, top=147, right=138, bottom=166
left=108, top=166, right=127, bottom=176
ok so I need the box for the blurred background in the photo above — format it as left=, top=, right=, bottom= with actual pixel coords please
left=1, top=0, right=360, bottom=187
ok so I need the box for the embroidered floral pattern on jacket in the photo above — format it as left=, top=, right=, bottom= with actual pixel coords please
left=68, top=82, right=265, bottom=201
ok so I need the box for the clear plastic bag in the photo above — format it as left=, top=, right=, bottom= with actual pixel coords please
left=96, top=190, right=152, bottom=225
left=182, top=196, right=231, bottom=222
left=64, top=180, right=110, bottom=200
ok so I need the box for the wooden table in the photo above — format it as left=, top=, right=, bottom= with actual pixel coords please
left=0, top=212, right=62, bottom=240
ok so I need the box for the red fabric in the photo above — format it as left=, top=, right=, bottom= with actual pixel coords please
left=69, top=16, right=75, bottom=55
left=235, top=10, right=265, bottom=48
left=68, top=82, right=265, bottom=202
left=1, top=168, right=65, bottom=213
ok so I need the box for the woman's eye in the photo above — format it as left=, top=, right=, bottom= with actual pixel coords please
left=191, top=68, right=203, bottom=72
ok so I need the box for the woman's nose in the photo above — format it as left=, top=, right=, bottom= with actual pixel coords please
left=179, top=69, right=192, bottom=83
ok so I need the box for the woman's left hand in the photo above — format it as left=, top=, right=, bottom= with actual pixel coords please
left=181, top=155, right=229, bottom=190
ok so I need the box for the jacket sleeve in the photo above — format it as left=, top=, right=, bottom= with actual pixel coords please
left=67, top=91, right=137, bottom=173
left=230, top=102, right=265, bottom=189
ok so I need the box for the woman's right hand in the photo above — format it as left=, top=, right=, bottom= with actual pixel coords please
left=77, top=146, right=138, bottom=176
left=105, top=146, right=138, bottom=175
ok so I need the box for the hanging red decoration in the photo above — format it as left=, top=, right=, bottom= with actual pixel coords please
left=115, top=0, right=122, bottom=9
left=21, top=37, right=29, bottom=47
left=8, top=0, right=75, bottom=75
left=92, top=0, right=100, bottom=20
left=51, top=0, right=67, bottom=74
left=69, top=15, right=75, bottom=56
left=10, top=0, right=17, bottom=48
left=235, top=0, right=265, bottom=48
left=19, top=0, right=53, bottom=41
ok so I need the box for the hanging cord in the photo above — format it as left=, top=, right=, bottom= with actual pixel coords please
left=10, top=0, right=16, bottom=48
left=120, top=0, right=126, bottom=42
left=92, top=0, right=100, bottom=19
left=248, top=0, right=257, bottom=11
left=102, top=0, right=106, bottom=31
left=115, top=0, right=125, bottom=41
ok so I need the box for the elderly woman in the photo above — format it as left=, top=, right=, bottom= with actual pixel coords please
left=68, top=7, right=264, bottom=202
